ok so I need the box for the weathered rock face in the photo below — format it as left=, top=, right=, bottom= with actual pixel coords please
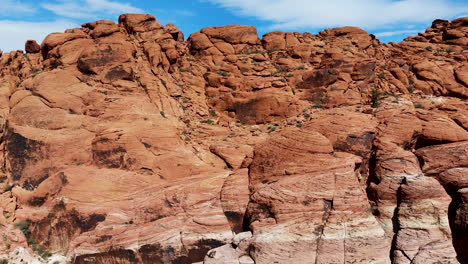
left=25, top=40, right=41, bottom=54
left=0, top=13, right=467, bottom=264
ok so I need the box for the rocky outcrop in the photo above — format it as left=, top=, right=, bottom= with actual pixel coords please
left=0, top=13, right=467, bottom=264
left=25, top=40, right=41, bottom=54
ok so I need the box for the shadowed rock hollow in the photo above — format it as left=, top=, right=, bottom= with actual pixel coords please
left=0, top=13, right=467, bottom=264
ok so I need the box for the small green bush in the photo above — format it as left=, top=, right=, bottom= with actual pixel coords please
left=378, top=73, right=386, bottom=80
left=217, top=71, right=228, bottom=77
left=160, top=111, right=166, bottom=118
left=33, top=244, right=52, bottom=260
left=14, top=220, right=31, bottom=239
left=276, top=67, right=288, bottom=73
left=371, top=88, right=385, bottom=108
left=209, top=110, right=218, bottom=117
left=202, top=119, right=215, bottom=125
left=3, top=184, right=13, bottom=192
left=267, top=124, right=277, bottom=132
left=407, top=86, right=415, bottom=94
left=247, top=50, right=266, bottom=55
left=313, top=100, right=325, bottom=109
left=414, top=103, right=425, bottom=109
left=267, top=49, right=280, bottom=54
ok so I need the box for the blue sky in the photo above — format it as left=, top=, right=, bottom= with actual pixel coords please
left=0, top=0, right=467, bottom=52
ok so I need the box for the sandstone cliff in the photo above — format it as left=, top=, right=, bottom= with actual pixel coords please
left=0, top=14, right=467, bottom=264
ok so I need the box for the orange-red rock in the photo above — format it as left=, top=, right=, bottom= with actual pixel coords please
left=0, top=13, right=467, bottom=264
left=25, top=40, right=41, bottom=54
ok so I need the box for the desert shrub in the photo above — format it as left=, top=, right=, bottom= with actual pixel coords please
left=15, top=220, right=31, bottom=239
left=276, top=67, right=288, bottom=73
left=414, top=103, right=425, bottom=109
left=204, top=119, right=214, bottom=125
left=217, top=71, right=228, bottom=77
left=209, top=110, right=217, bottom=117
left=267, top=124, right=277, bottom=132
left=247, top=50, right=266, bottom=55
left=3, top=184, right=13, bottom=192
left=371, top=88, right=385, bottom=108
left=267, top=49, right=280, bottom=54
left=291, top=87, right=296, bottom=95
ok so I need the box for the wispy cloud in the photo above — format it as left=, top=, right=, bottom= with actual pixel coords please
left=0, top=0, right=144, bottom=52
left=205, top=0, right=468, bottom=30
left=0, top=19, right=78, bottom=52
left=42, top=0, right=143, bottom=19
left=374, top=29, right=423, bottom=37
left=0, top=0, right=36, bottom=14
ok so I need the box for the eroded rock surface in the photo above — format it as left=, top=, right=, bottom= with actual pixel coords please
left=0, top=13, right=467, bottom=264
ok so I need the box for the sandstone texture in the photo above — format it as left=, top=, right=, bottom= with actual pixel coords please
left=0, top=14, right=467, bottom=264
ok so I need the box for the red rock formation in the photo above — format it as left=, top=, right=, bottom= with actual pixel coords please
left=0, top=13, right=467, bottom=264
left=25, top=40, right=41, bottom=54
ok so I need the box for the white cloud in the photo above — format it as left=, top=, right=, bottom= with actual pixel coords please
left=374, top=29, right=423, bottom=37
left=0, top=20, right=78, bottom=52
left=42, top=0, right=144, bottom=19
left=206, top=0, right=468, bottom=30
left=0, top=0, right=144, bottom=52
left=0, top=0, right=36, bottom=14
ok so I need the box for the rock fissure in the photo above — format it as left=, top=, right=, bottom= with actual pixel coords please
left=390, top=178, right=407, bottom=264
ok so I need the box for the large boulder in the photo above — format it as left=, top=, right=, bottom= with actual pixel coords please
left=25, top=40, right=41, bottom=54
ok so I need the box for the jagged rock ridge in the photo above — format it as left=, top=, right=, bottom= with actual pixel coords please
left=0, top=13, right=467, bottom=264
